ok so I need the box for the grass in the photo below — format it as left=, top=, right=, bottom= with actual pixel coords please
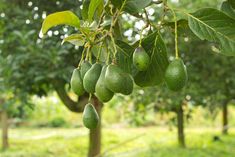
left=1, top=127, right=235, bottom=157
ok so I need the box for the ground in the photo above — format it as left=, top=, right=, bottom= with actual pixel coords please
left=1, top=127, right=235, bottom=157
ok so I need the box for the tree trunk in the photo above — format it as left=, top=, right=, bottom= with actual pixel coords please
left=1, top=110, right=9, bottom=150
left=222, top=102, right=228, bottom=135
left=88, top=97, right=102, bottom=157
left=176, top=105, right=185, bottom=147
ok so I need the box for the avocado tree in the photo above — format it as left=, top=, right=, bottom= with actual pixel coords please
left=40, top=0, right=235, bottom=151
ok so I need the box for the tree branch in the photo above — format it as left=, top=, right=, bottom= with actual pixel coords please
left=52, top=80, right=88, bottom=113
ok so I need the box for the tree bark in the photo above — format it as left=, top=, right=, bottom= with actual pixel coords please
left=1, top=110, right=9, bottom=150
left=176, top=105, right=185, bottom=147
left=222, top=102, right=228, bottom=135
left=53, top=80, right=87, bottom=113
left=88, top=97, right=102, bottom=157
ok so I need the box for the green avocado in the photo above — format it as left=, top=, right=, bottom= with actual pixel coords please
left=164, top=58, right=188, bottom=91
left=95, top=65, right=114, bottom=102
left=80, top=61, right=92, bottom=79
left=83, top=103, right=99, bottom=129
left=70, top=68, right=85, bottom=96
left=105, top=64, right=126, bottom=93
left=83, top=63, right=102, bottom=93
left=105, top=64, right=134, bottom=95
left=121, top=73, right=134, bottom=95
left=133, top=47, right=150, bottom=71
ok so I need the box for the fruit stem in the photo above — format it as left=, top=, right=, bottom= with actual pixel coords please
left=88, top=93, right=92, bottom=102
left=110, top=33, right=117, bottom=58
left=78, top=47, right=86, bottom=67
left=105, top=42, right=110, bottom=65
left=169, top=7, right=179, bottom=59
left=97, top=42, right=103, bottom=62
left=85, top=44, right=90, bottom=61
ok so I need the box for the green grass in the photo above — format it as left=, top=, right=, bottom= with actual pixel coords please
left=1, top=127, right=235, bottom=157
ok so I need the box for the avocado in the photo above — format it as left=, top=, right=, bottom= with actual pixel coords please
left=95, top=65, right=114, bottom=102
left=83, top=103, right=99, bottom=129
left=105, top=64, right=134, bottom=95
left=133, top=47, right=150, bottom=71
left=70, top=68, right=85, bottom=96
left=83, top=63, right=102, bottom=93
left=120, top=73, right=134, bottom=95
left=105, top=64, right=126, bottom=93
left=80, top=61, right=92, bottom=79
left=164, top=58, right=188, bottom=91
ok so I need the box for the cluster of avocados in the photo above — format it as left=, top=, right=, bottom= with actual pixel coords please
left=71, top=45, right=188, bottom=129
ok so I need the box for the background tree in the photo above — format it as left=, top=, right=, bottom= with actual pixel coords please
left=0, top=1, right=101, bottom=155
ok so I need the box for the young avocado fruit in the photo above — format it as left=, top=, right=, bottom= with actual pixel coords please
left=105, top=64, right=126, bottom=93
left=121, top=73, right=134, bottom=95
left=70, top=68, right=85, bottom=96
left=80, top=61, right=92, bottom=79
left=83, top=103, right=99, bottom=129
left=95, top=65, right=114, bottom=103
left=133, top=47, right=150, bottom=71
left=105, top=64, right=134, bottom=95
left=83, top=63, right=102, bottom=93
left=164, top=58, right=188, bottom=91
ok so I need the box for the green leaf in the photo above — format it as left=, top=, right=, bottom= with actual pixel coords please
left=91, top=43, right=107, bottom=62
left=82, top=0, right=90, bottom=20
left=164, top=19, right=191, bottom=36
left=41, top=11, right=80, bottom=35
left=134, top=31, right=169, bottom=87
left=221, top=1, right=235, bottom=19
left=115, top=40, right=135, bottom=73
left=110, top=0, right=152, bottom=14
left=228, top=0, right=235, bottom=9
left=115, top=40, right=134, bottom=57
left=188, top=8, right=235, bottom=56
left=88, top=0, right=103, bottom=21
left=124, top=0, right=152, bottom=14
left=61, top=34, right=85, bottom=46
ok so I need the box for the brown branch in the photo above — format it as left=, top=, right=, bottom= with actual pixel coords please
left=52, top=79, right=88, bottom=113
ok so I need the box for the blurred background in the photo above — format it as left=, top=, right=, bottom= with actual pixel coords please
left=0, top=0, right=235, bottom=157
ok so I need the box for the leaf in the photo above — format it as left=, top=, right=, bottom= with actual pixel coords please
left=228, top=0, right=235, bottom=9
left=91, top=43, right=107, bottom=62
left=110, top=0, right=152, bottom=15
left=134, top=31, right=169, bottom=87
left=88, top=0, right=103, bottom=21
left=124, top=0, right=152, bottom=14
left=164, top=19, right=191, bottom=36
left=82, top=0, right=90, bottom=20
left=221, top=1, right=235, bottom=20
left=40, top=11, right=80, bottom=35
left=115, top=40, right=135, bottom=73
left=62, top=34, right=85, bottom=46
left=115, top=40, right=134, bottom=57
left=188, top=8, right=235, bottom=56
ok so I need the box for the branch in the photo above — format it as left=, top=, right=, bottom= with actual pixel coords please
left=52, top=79, right=88, bottom=113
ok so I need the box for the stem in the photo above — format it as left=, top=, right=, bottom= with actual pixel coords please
left=78, top=47, right=86, bottom=67
left=105, top=42, right=110, bottom=65
left=139, top=9, right=151, bottom=47
left=169, top=7, right=179, bottom=59
left=97, top=43, right=103, bottom=62
left=85, top=45, right=91, bottom=63
left=109, top=33, right=117, bottom=59
left=88, top=93, right=92, bottom=102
